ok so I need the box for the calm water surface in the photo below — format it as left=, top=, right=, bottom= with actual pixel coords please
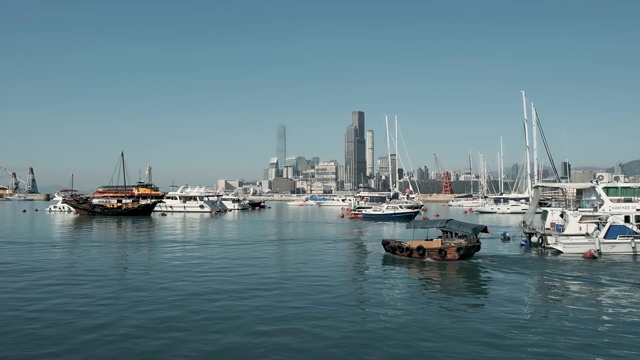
left=1, top=201, right=639, bottom=359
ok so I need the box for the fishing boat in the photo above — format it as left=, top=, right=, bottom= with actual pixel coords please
left=381, top=219, right=491, bottom=261
left=359, top=203, right=420, bottom=220
left=63, top=152, right=160, bottom=216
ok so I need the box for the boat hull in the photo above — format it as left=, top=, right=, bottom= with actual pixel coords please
left=360, top=211, right=419, bottom=220
left=381, top=239, right=481, bottom=261
left=64, top=197, right=158, bottom=216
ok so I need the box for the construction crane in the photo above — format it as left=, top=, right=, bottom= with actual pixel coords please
left=1, top=167, right=27, bottom=191
left=433, top=154, right=453, bottom=195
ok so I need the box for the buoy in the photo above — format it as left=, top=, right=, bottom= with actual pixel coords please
left=422, top=216, right=429, bottom=220
left=338, top=213, right=345, bottom=218
left=582, top=248, right=599, bottom=259
left=468, top=208, right=473, bottom=212
left=434, top=213, right=440, bottom=217
left=22, top=209, right=26, bottom=213
left=35, top=209, right=39, bottom=212
left=463, top=210, right=467, bottom=214
left=421, top=206, right=428, bottom=212
left=340, top=207, right=345, bottom=211
left=211, top=211, right=217, bottom=215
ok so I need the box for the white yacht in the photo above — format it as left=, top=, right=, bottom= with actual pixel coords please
left=220, top=194, right=250, bottom=210
left=475, top=194, right=531, bottom=214
left=46, top=198, right=74, bottom=212
left=316, top=196, right=354, bottom=207
left=154, top=185, right=228, bottom=213
left=522, top=177, right=640, bottom=255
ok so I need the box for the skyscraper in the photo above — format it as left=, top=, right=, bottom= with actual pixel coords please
left=344, top=111, right=367, bottom=190
left=366, top=129, right=374, bottom=179
left=276, top=125, right=286, bottom=170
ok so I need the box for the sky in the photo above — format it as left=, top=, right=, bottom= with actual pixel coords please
left=1, top=0, right=638, bottom=191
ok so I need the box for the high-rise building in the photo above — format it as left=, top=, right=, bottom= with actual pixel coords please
left=344, top=111, right=367, bottom=190
left=366, top=130, right=374, bottom=178
left=276, top=125, right=286, bottom=169
left=561, top=161, right=571, bottom=180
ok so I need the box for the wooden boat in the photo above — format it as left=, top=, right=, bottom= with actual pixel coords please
left=63, top=152, right=160, bottom=216
left=63, top=195, right=158, bottom=216
left=381, top=219, right=491, bottom=261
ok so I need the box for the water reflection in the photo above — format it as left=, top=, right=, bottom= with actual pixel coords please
left=381, top=255, right=490, bottom=298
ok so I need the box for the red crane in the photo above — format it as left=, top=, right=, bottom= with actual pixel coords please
left=433, top=153, right=452, bottom=195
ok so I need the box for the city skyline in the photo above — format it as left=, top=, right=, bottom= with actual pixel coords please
left=2, top=1, right=638, bottom=189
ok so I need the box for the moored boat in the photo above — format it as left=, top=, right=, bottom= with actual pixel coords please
left=359, top=203, right=420, bottom=220
left=154, top=185, right=227, bottom=213
left=63, top=195, right=158, bottom=216
left=381, top=218, right=491, bottom=261
left=62, top=152, right=160, bottom=216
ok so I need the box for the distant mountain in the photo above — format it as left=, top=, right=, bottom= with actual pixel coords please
left=605, top=159, right=640, bottom=176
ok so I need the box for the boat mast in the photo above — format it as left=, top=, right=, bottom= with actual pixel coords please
left=521, top=91, right=533, bottom=196
left=468, top=150, right=473, bottom=194
left=394, top=115, right=399, bottom=192
left=121, top=151, right=127, bottom=189
left=532, top=102, right=538, bottom=185
left=500, top=136, right=504, bottom=194
left=385, top=115, right=393, bottom=192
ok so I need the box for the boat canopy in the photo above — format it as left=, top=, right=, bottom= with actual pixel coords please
left=406, top=219, right=491, bottom=236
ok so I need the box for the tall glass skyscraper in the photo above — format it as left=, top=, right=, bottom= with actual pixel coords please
left=276, top=125, right=286, bottom=169
left=344, top=111, right=367, bottom=190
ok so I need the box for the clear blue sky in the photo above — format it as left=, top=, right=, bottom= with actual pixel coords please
left=1, top=0, right=638, bottom=191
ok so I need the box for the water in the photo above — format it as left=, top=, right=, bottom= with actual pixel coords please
left=2, top=201, right=640, bottom=359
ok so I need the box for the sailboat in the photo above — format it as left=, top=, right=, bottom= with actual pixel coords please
left=63, top=152, right=160, bottom=215
left=476, top=92, right=535, bottom=215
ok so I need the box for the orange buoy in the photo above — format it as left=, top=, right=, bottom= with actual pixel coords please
left=434, top=212, right=440, bottom=217
left=422, top=216, right=429, bottom=220
left=468, top=208, right=473, bottom=212
left=339, top=213, right=345, bottom=218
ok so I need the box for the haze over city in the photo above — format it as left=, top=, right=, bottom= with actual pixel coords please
left=2, top=1, right=638, bottom=191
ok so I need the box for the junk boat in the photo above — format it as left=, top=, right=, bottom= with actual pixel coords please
left=382, top=218, right=491, bottom=261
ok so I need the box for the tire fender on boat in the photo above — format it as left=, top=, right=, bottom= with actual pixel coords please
left=438, top=248, right=447, bottom=258
left=416, top=245, right=426, bottom=256
left=456, top=247, right=465, bottom=255
left=404, top=246, right=413, bottom=256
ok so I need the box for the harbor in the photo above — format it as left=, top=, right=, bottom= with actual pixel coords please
left=2, top=200, right=640, bottom=359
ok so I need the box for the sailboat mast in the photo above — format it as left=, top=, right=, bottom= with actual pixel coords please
left=121, top=151, right=127, bottom=189
left=500, top=136, right=504, bottom=194
left=385, top=115, right=393, bottom=192
left=521, top=91, right=533, bottom=196
left=532, top=102, right=538, bottom=184
left=394, top=115, right=399, bottom=192
left=468, top=150, right=473, bottom=194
